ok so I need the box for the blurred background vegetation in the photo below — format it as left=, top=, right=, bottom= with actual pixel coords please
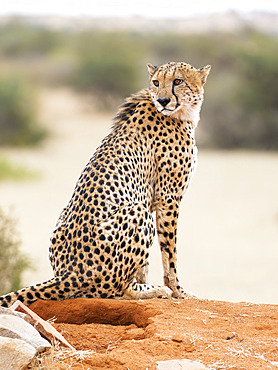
left=0, top=19, right=277, bottom=151
left=0, top=207, right=31, bottom=294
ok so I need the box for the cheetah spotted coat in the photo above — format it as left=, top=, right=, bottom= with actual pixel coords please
left=0, top=62, right=210, bottom=307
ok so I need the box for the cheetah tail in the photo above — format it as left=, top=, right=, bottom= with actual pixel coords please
left=0, top=273, right=75, bottom=308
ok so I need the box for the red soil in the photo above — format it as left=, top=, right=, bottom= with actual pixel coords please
left=29, top=298, right=278, bottom=369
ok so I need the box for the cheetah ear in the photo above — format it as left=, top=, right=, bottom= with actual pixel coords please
left=146, top=63, right=157, bottom=76
left=198, top=65, right=211, bottom=85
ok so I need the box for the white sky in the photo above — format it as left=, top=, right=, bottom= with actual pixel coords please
left=0, top=0, right=278, bottom=18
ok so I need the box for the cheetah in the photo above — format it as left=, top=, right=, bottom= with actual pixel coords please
left=0, top=62, right=210, bottom=307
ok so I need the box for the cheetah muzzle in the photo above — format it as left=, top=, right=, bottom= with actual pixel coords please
left=0, top=61, right=210, bottom=307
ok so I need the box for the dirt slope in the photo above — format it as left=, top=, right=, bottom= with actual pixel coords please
left=29, top=298, right=278, bottom=369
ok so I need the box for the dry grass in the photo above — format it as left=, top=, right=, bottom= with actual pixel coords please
left=29, top=340, right=96, bottom=370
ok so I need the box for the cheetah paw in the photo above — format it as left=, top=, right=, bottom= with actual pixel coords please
left=158, top=286, right=173, bottom=299
left=171, top=289, right=197, bottom=299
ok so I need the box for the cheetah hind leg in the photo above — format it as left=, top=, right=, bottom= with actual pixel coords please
left=121, top=280, right=172, bottom=299
left=97, top=203, right=171, bottom=300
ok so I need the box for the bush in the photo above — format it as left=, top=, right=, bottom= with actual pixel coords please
left=0, top=75, right=46, bottom=146
left=234, top=31, right=278, bottom=149
left=71, top=32, right=142, bottom=109
left=0, top=20, right=61, bottom=58
left=200, top=30, right=278, bottom=150
left=0, top=155, right=38, bottom=181
left=0, top=208, right=31, bottom=295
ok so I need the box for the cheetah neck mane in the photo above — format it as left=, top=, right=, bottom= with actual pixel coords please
left=113, top=89, right=199, bottom=130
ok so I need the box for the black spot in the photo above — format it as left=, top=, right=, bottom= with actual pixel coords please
left=128, top=229, right=134, bottom=237
left=84, top=245, right=90, bottom=252
left=26, top=292, right=33, bottom=300
left=17, top=295, right=24, bottom=302
left=6, top=295, right=12, bottom=303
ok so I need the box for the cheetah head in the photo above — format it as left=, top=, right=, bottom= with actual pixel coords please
left=147, top=62, right=211, bottom=127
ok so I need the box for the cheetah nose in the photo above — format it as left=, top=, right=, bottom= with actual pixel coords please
left=157, top=98, right=170, bottom=107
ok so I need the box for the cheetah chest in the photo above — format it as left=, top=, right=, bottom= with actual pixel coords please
left=152, top=123, right=197, bottom=202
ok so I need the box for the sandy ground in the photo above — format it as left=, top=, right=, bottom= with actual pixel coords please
left=29, top=298, right=278, bottom=369
left=0, top=88, right=277, bottom=304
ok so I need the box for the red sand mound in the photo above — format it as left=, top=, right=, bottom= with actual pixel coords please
left=29, top=298, right=278, bottom=369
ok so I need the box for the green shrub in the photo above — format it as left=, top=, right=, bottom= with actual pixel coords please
left=199, top=30, right=278, bottom=150
left=0, top=75, right=46, bottom=146
left=234, top=31, right=278, bottom=150
left=0, top=155, right=39, bottom=181
left=0, top=20, right=61, bottom=58
left=71, top=32, right=142, bottom=109
left=0, top=208, right=31, bottom=295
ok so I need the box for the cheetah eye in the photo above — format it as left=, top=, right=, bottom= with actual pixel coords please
left=173, top=79, right=183, bottom=86
left=152, top=80, right=159, bottom=87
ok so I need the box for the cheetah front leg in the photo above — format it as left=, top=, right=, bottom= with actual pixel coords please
left=135, top=262, right=149, bottom=284
left=156, top=200, right=193, bottom=299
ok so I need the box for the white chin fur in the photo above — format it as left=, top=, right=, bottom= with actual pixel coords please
left=161, top=104, right=201, bottom=127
